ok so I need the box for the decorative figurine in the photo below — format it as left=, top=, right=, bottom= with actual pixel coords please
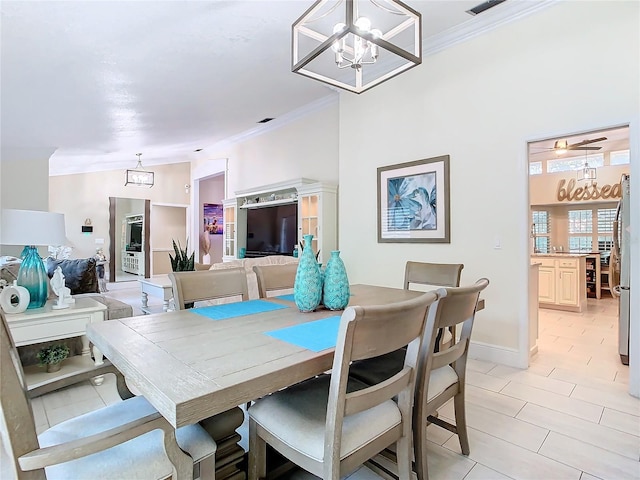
left=50, top=266, right=73, bottom=309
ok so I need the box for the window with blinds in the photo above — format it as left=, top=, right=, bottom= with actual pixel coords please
left=547, top=154, right=604, bottom=173
left=568, top=209, right=592, bottom=252
left=597, top=208, right=616, bottom=252
left=529, top=161, right=542, bottom=175
left=532, top=210, right=550, bottom=253
left=610, top=150, right=630, bottom=165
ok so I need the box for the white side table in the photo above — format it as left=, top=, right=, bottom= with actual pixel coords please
left=5, top=297, right=108, bottom=385
left=138, top=275, right=173, bottom=314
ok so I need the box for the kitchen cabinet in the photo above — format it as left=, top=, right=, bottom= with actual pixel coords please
left=532, top=255, right=587, bottom=312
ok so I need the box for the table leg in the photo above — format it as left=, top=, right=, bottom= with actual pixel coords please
left=81, top=335, right=91, bottom=356
left=141, top=291, right=149, bottom=309
left=91, top=345, right=105, bottom=386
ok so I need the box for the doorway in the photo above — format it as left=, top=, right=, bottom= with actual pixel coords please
left=527, top=125, right=630, bottom=373
left=108, top=197, right=151, bottom=281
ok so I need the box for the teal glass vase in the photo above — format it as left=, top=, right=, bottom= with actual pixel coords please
left=17, top=246, right=49, bottom=309
left=322, top=251, right=350, bottom=310
left=293, top=234, right=322, bottom=312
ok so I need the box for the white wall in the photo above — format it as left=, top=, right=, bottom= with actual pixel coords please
left=338, top=1, right=639, bottom=365
left=49, top=163, right=190, bottom=259
left=206, top=101, right=340, bottom=195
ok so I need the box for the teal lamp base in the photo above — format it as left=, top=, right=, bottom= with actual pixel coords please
left=17, top=246, right=49, bottom=309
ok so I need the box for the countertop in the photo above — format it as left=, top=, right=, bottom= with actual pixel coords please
left=531, top=253, right=590, bottom=258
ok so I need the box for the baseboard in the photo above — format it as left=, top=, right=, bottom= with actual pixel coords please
left=469, top=340, right=524, bottom=368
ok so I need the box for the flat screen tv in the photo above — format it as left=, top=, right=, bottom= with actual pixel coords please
left=246, top=204, right=298, bottom=257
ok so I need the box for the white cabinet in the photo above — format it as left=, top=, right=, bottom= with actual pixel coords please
left=121, top=214, right=145, bottom=275
left=533, top=256, right=587, bottom=312
left=122, top=251, right=144, bottom=275
left=538, top=265, right=556, bottom=303
left=222, top=199, right=239, bottom=262
left=297, top=183, right=337, bottom=266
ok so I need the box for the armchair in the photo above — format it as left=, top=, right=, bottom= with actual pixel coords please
left=1, top=311, right=217, bottom=480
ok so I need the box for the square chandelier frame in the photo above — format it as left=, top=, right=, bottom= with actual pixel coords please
left=292, top=0, right=422, bottom=94
left=125, top=168, right=154, bottom=188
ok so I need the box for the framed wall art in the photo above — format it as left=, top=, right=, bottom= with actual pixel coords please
left=377, top=155, right=450, bottom=243
left=203, top=203, right=224, bottom=235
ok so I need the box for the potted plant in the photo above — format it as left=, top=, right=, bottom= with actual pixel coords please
left=169, top=239, right=195, bottom=272
left=169, top=239, right=195, bottom=308
left=37, top=344, right=70, bottom=373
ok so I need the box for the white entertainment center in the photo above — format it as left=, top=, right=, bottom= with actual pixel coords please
left=121, top=214, right=145, bottom=276
left=222, top=178, right=337, bottom=265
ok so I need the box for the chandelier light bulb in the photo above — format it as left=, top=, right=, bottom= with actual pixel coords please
left=331, top=23, right=347, bottom=53
left=355, top=16, right=371, bottom=32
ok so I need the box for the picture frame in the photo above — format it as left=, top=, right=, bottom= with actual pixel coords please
left=377, top=155, right=450, bottom=243
left=203, top=203, right=224, bottom=235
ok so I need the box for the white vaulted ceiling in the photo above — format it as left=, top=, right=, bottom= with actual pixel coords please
left=0, top=0, right=553, bottom=175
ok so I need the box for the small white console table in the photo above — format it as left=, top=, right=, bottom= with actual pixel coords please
left=4, top=297, right=108, bottom=386
left=138, top=275, right=174, bottom=314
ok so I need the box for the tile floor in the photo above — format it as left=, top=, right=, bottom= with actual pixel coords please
left=4, top=286, right=639, bottom=480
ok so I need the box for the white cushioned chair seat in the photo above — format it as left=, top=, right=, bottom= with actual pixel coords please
left=249, top=375, right=401, bottom=463
left=428, top=365, right=458, bottom=401
left=441, top=328, right=452, bottom=345
left=39, top=395, right=216, bottom=480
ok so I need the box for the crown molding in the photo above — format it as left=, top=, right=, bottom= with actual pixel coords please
left=424, top=0, right=558, bottom=57
left=203, top=94, right=339, bottom=153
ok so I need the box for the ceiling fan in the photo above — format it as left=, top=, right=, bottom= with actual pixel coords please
left=532, top=136, right=608, bottom=155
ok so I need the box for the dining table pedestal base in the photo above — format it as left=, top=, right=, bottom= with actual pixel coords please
left=199, top=406, right=247, bottom=480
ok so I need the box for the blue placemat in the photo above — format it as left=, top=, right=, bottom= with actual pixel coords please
left=275, top=293, right=354, bottom=303
left=191, top=300, right=287, bottom=321
left=275, top=294, right=295, bottom=302
left=265, top=316, right=341, bottom=352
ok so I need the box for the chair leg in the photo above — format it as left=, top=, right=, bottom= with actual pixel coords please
left=412, top=418, right=429, bottom=480
left=248, top=418, right=266, bottom=480
left=396, top=434, right=413, bottom=480
left=453, top=391, right=470, bottom=456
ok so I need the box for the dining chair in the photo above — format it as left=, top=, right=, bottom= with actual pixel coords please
left=412, top=278, right=489, bottom=480
left=169, top=268, right=248, bottom=309
left=0, top=311, right=216, bottom=480
left=252, top=263, right=298, bottom=298
left=248, top=290, right=440, bottom=480
left=348, top=261, right=464, bottom=389
left=404, top=261, right=464, bottom=291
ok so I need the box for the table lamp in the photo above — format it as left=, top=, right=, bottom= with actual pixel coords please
left=0, top=209, right=67, bottom=309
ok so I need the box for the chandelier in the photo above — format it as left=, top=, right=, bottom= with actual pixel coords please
left=292, top=0, right=422, bottom=94
left=125, top=153, right=154, bottom=188
left=577, top=152, right=596, bottom=184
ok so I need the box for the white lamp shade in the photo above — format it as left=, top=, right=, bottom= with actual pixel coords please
left=0, top=209, right=68, bottom=246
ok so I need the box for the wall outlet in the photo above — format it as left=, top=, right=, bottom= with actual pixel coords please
left=95, top=238, right=105, bottom=245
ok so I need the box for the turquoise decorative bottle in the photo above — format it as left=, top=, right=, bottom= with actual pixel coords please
left=293, top=234, right=322, bottom=312
left=322, top=251, right=350, bottom=310
left=17, top=246, right=49, bottom=309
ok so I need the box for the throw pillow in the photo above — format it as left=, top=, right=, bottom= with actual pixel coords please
left=45, top=258, right=100, bottom=295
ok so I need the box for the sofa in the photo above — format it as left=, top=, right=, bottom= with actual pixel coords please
left=209, top=255, right=299, bottom=300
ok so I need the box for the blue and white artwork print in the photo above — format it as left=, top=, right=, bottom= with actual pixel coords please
left=377, top=155, right=450, bottom=243
left=387, top=173, right=437, bottom=231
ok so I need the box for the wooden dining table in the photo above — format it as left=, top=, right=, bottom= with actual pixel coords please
left=87, top=284, right=426, bottom=429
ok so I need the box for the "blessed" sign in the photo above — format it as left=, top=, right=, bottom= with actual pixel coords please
left=556, top=178, right=622, bottom=202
